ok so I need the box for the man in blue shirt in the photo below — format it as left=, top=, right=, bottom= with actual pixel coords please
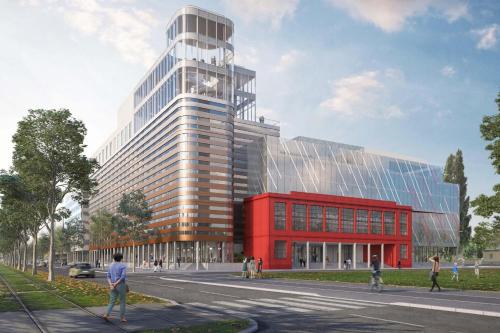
left=103, top=253, right=127, bottom=322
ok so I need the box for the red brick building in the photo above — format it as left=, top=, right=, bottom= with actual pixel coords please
left=244, top=192, right=412, bottom=269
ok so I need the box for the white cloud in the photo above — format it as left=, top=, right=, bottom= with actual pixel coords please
left=22, top=0, right=159, bottom=67
left=327, top=0, right=468, bottom=32
left=273, top=49, right=303, bottom=72
left=472, top=24, right=499, bottom=50
left=440, top=65, right=456, bottom=77
left=222, top=0, right=299, bottom=29
left=320, top=70, right=404, bottom=119
left=234, top=46, right=260, bottom=67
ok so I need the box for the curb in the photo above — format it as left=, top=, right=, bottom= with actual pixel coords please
left=239, top=318, right=258, bottom=333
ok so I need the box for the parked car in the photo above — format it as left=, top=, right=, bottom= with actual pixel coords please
left=69, top=263, right=95, bottom=278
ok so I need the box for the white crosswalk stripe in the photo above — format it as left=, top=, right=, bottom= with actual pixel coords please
left=258, top=298, right=342, bottom=312
left=238, top=299, right=312, bottom=313
left=186, top=302, right=253, bottom=317
left=280, top=297, right=363, bottom=309
left=299, top=296, right=385, bottom=307
left=213, top=301, right=252, bottom=309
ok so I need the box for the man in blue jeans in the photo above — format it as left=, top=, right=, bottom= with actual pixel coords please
left=103, top=253, right=127, bottom=323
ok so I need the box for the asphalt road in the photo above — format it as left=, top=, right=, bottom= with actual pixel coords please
left=54, top=267, right=500, bottom=332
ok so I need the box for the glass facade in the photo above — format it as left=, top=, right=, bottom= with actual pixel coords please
left=246, top=136, right=459, bottom=252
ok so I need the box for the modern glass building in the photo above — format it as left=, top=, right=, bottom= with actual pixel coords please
left=88, top=5, right=458, bottom=267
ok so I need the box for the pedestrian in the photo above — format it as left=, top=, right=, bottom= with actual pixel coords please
left=153, top=259, right=158, bottom=272
left=159, top=258, right=163, bottom=272
left=474, top=260, right=480, bottom=278
left=95, top=259, right=99, bottom=268
left=257, top=258, right=263, bottom=278
left=241, top=257, right=248, bottom=278
left=103, top=252, right=127, bottom=323
left=451, top=261, right=459, bottom=281
left=326, top=256, right=330, bottom=265
left=397, top=260, right=402, bottom=270
left=176, top=257, right=181, bottom=269
left=343, top=259, right=347, bottom=270
left=249, top=256, right=256, bottom=279
left=97, top=259, right=101, bottom=268
left=347, top=258, right=352, bottom=270
left=429, top=255, right=441, bottom=292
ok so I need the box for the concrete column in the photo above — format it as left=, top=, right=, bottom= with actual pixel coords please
left=381, top=244, right=385, bottom=269
left=367, top=243, right=371, bottom=268
left=306, top=241, right=310, bottom=270
left=166, top=242, right=169, bottom=269
left=222, top=242, right=226, bottom=263
left=147, top=244, right=150, bottom=267
left=173, top=241, right=177, bottom=269
left=353, top=243, right=357, bottom=269
left=338, top=243, right=342, bottom=269
left=322, top=242, right=326, bottom=270
left=196, top=241, right=199, bottom=271
left=159, top=243, right=163, bottom=260
left=141, top=244, right=145, bottom=266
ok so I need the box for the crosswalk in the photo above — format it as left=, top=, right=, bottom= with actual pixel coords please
left=184, top=295, right=384, bottom=318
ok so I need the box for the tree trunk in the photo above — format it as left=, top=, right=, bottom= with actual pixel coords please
left=132, top=241, right=136, bottom=273
left=22, top=242, right=27, bottom=272
left=48, top=218, right=55, bottom=282
left=16, top=244, right=22, bottom=270
left=32, top=235, right=38, bottom=275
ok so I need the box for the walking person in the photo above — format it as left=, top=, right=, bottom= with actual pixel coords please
left=103, top=253, right=127, bottom=323
left=451, top=261, right=459, bottom=281
left=397, top=260, right=402, bottom=270
left=241, top=257, right=248, bottom=278
left=347, top=258, right=352, bottom=270
left=176, top=257, right=181, bottom=269
left=159, top=258, right=163, bottom=272
left=474, top=259, right=480, bottom=278
left=257, top=258, right=263, bottom=278
left=249, top=256, right=256, bottom=279
left=153, top=259, right=158, bottom=272
left=429, top=255, right=441, bottom=292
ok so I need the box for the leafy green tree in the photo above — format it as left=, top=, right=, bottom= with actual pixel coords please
left=443, top=150, right=472, bottom=249
left=89, top=210, right=114, bottom=265
left=12, top=109, right=99, bottom=281
left=117, top=190, right=152, bottom=272
left=471, top=92, right=500, bottom=248
left=37, top=234, right=50, bottom=260
left=470, top=221, right=497, bottom=258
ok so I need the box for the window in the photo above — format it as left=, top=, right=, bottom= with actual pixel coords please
left=371, top=211, right=382, bottom=234
left=274, top=240, right=286, bottom=259
left=309, top=206, right=323, bottom=232
left=384, top=211, right=395, bottom=235
left=292, top=204, right=306, bottom=231
left=198, top=16, right=206, bottom=36
left=325, top=207, right=338, bottom=232
left=342, top=208, right=354, bottom=233
left=207, top=19, right=216, bottom=39
left=217, top=22, right=225, bottom=41
left=400, top=212, right=408, bottom=236
left=186, top=14, right=196, bottom=33
left=176, top=15, right=183, bottom=34
left=400, top=244, right=407, bottom=260
left=356, top=209, right=368, bottom=233
left=274, top=202, right=286, bottom=231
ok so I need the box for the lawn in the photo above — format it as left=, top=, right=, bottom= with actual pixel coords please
left=0, top=265, right=165, bottom=311
left=138, top=319, right=250, bottom=333
left=263, top=268, right=500, bottom=291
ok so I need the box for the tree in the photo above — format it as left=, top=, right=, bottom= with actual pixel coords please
left=443, top=150, right=472, bottom=249
left=12, top=109, right=99, bottom=281
left=37, top=234, right=50, bottom=260
left=89, top=210, right=114, bottom=264
left=65, top=218, right=86, bottom=259
left=117, top=190, right=152, bottom=272
left=470, top=221, right=497, bottom=258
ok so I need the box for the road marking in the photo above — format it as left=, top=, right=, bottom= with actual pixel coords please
left=186, top=302, right=254, bottom=317
left=213, top=301, right=252, bottom=309
left=200, top=290, right=240, bottom=298
left=349, top=314, right=425, bottom=328
left=238, top=299, right=311, bottom=313
left=128, top=279, right=184, bottom=289
left=259, top=298, right=341, bottom=312
left=300, top=295, right=384, bottom=307
left=392, top=302, right=500, bottom=318
left=280, top=297, right=363, bottom=309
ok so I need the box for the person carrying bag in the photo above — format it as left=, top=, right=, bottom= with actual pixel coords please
left=429, top=255, right=441, bottom=292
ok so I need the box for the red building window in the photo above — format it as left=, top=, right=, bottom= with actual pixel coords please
left=371, top=211, right=382, bottom=234
left=292, top=204, right=306, bottom=231
left=309, top=206, right=323, bottom=232
left=326, top=207, right=338, bottom=232
left=342, top=208, right=354, bottom=233
left=400, top=212, right=408, bottom=236
left=274, top=202, right=286, bottom=230
left=356, top=209, right=368, bottom=233
left=274, top=240, right=287, bottom=258
left=384, top=211, right=395, bottom=235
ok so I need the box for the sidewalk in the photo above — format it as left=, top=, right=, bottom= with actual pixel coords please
left=0, top=303, right=248, bottom=333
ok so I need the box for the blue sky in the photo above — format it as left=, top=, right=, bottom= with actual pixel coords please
left=0, top=0, right=499, bottom=229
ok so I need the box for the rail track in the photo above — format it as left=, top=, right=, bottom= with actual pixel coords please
left=0, top=269, right=129, bottom=333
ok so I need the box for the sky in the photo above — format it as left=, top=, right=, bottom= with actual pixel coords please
left=0, top=0, right=499, bottom=230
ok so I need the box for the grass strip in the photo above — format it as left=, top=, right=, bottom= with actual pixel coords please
left=138, top=319, right=250, bottom=333
left=262, top=268, right=500, bottom=291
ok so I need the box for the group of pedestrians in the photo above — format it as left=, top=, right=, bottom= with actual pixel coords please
left=241, top=256, right=263, bottom=279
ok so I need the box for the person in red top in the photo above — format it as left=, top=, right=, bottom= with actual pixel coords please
left=429, top=255, right=441, bottom=292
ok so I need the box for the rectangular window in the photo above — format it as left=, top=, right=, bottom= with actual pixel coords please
left=400, top=244, right=408, bottom=260
left=274, top=202, right=286, bottom=231
left=342, top=208, right=354, bottom=233
left=309, top=206, right=323, bottom=232
left=400, top=212, right=408, bottom=236
left=371, top=211, right=382, bottom=234
left=198, top=16, right=206, bottom=36
left=384, top=211, right=395, bottom=235
left=356, top=209, right=368, bottom=233
left=186, top=14, right=196, bottom=33
left=274, top=240, right=286, bottom=259
left=325, top=207, right=338, bottom=232
left=292, top=204, right=306, bottom=231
